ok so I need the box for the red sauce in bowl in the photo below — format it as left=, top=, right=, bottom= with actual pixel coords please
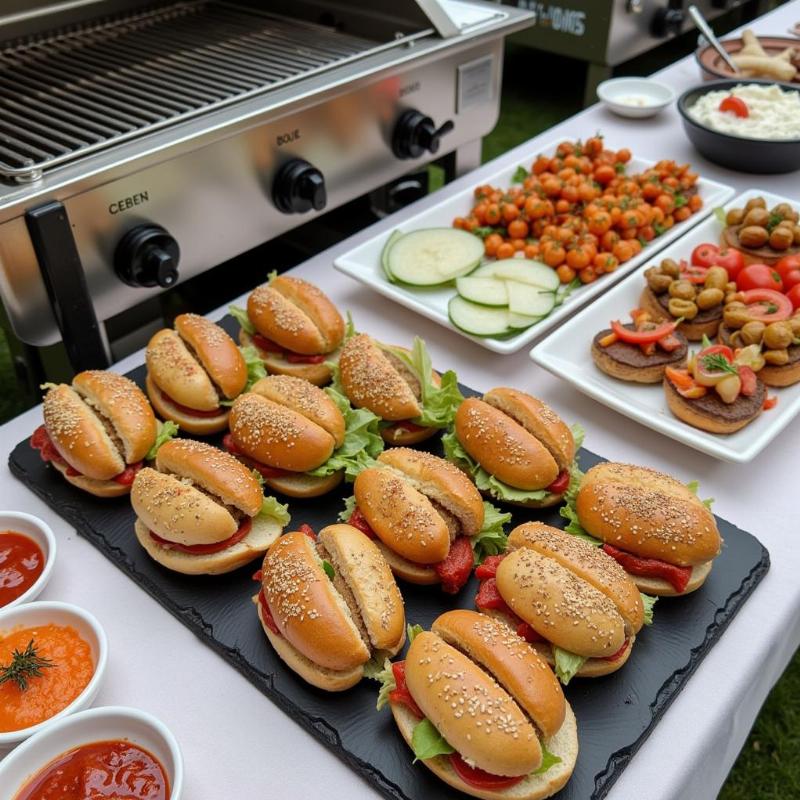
left=14, top=739, right=170, bottom=800
left=0, top=532, right=44, bottom=608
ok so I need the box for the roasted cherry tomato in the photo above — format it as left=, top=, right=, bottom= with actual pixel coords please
left=679, top=260, right=709, bottom=284
left=611, top=319, right=677, bottom=344
left=736, top=264, right=784, bottom=293
left=787, top=284, right=800, bottom=311
left=774, top=254, right=800, bottom=292
left=691, top=243, right=744, bottom=279
left=719, top=96, right=749, bottom=117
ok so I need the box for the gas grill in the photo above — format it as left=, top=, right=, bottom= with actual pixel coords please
left=0, top=0, right=532, bottom=372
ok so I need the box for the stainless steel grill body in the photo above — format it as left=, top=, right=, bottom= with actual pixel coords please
left=0, top=0, right=533, bottom=349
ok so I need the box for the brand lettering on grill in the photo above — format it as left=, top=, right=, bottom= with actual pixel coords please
left=108, top=191, right=150, bottom=215
left=400, top=81, right=421, bottom=97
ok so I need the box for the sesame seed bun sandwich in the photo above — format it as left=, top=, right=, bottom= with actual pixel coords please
left=224, top=375, right=383, bottom=498
left=230, top=273, right=345, bottom=387
left=30, top=370, right=158, bottom=498
left=254, top=524, right=405, bottom=691
left=131, top=438, right=289, bottom=575
left=375, top=610, right=578, bottom=800
left=562, top=462, right=722, bottom=596
left=336, top=333, right=463, bottom=446
left=146, top=313, right=249, bottom=435
left=443, top=388, right=582, bottom=509
left=474, top=522, right=655, bottom=684
left=342, top=448, right=511, bottom=593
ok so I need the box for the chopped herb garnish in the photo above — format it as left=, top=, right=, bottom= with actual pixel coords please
left=702, top=353, right=739, bottom=375
left=766, top=213, right=783, bottom=232
left=512, top=165, right=529, bottom=183
left=0, top=639, right=54, bottom=691
left=321, top=560, right=335, bottom=580
left=674, top=195, right=687, bottom=209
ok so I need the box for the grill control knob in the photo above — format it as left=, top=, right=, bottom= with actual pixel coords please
left=392, top=110, right=455, bottom=160
left=272, top=159, right=327, bottom=214
left=651, top=4, right=685, bottom=37
left=114, top=224, right=180, bottom=289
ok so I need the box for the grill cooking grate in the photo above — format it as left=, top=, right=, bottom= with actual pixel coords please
left=0, top=1, right=428, bottom=182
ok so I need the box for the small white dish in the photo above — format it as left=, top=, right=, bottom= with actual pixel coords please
left=597, top=77, right=676, bottom=118
left=334, top=137, right=734, bottom=354
left=531, top=187, right=800, bottom=463
left=0, top=511, right=57, bottom=611
left=0, top=601, right=108, bottom=749
left=0, top=706, right=183, bottom=800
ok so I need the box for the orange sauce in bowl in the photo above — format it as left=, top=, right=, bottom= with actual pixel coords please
left=0, top=624, right=94, bottom=732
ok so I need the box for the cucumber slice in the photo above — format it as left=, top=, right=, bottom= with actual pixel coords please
left=471, top=262, right=509, bottom=279
left=456, top=276, right=509, bottom=307
left=506, top=281, right=557, bottom=317
left=381, top=230, right=404, bottom=282
left=448, top=296, right=512, bottom=337
left=493, top=260, right=560, bottom=291
left=507, top=312, right=542, bottom=330
left=387, top=228, right=484, bottom=286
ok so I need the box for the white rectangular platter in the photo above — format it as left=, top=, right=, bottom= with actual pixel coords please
left=531, top=188, right=800, bottom=463
left=334, top=138, right=735, bottom=354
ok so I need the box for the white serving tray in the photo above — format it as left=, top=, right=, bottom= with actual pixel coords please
left=531, top=188, right=800, bottom=463
left=334, top=138, right=735, bottom=354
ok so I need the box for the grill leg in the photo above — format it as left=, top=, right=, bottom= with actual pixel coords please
left=453, top=139, right=483, bottom=177
left=25, top=202, right=111, bottom=372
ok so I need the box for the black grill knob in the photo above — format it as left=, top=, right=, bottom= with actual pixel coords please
left=392, top=110, right=455, bottom=160
left=272, top=159, right=327, bottom=214
left=114, top=224, right=180, bottom=289
left=651, top=6, right=685, bottom=37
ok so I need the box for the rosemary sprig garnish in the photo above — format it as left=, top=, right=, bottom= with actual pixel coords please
left=0, top=639, right=55, bottom=691
left=702, top=353, right=739, bottom=375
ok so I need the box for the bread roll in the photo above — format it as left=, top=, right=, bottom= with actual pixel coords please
left=376, top=448, right=484, bottom=536
left=228, top=392, right=335, bottom=472
left=155, top=438, right=262, bottom=518
left=496, top=548, right=626, bottom=658
left=508, top=522, right=644, bottom=633
left=260, top=532, right=370, bottom=671
left=43, top=384, right=126, bottom=480
left=431, top=610, right=565, bottom=738
left=455, top=398, right=559, bottom=490
left=338, top=334, right=421, bottom=420
left=145, top=329, right=219, bottom=411
left=249, top=375, right=345, bottom=448
left=72, top=370, right=157, bottom=464
left=353, top=468, right=450, bottom=564
left=145, top=375, right=230, bottom=436
left=405, top=632, right=542, bottom=777
left=174, top=313, right=247, bottom=399
left=131, top=467, right=239, bottom=545
left=317, top=524, right=405, bottom=654
left=576, top=462, right=721, bottom=566
left=483, top=388, right=575, bottom=472
left=239, top=329, right=334, bottom=386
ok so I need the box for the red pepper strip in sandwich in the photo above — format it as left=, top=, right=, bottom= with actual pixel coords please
left=347, top=507, right=377, bottom=539
left=516, top=622, right=544, bottom=644
left=150, top=517, right=253, bottom=554
left=157, top=388, right=223, bottom=418
left=449, top=754, right=524, bottom=790
left=602, top=543, right=692, bottom=593
left=388, top=661, right=423, bottom=718
left=252, top=333, right=326, bottom=364
left=257, top=590, right=281, bottom=635
left=299, top=524, right=316, bottom=540
left=113, top=462, right=143, bottom=485
left=474, top=555, right=506, bottom=580
left=546, top=470, right=570, bottom=495
left=221, top=434, right=292, bottom=479
left=611, top=319, right=678, bottom=345
left=31, top=425, right=142, bottom=483
left=602, top=638, right=629, bottom=662
left=434, top=536, right=474, bottom=594
left=475, top=577, right=516, bottom=617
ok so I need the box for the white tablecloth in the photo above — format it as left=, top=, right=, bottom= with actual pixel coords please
left=3, top=3, right=800, bottom=797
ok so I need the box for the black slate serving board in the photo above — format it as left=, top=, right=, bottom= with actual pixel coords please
left=8, top=321, right=769, bottom=800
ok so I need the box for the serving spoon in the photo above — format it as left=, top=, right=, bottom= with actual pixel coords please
left=689, top=5, right=740, bottom=74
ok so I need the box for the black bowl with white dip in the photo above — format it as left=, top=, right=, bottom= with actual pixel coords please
left=677, top=79, right=800, bottom=174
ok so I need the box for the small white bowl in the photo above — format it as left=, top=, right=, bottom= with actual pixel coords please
left=0, top=511, right=57, bottom=611
left=0, top=601, right=108, bottom=749
left=597, top=77, right=675, bottom=118
left=0, top=706, right=183, bottom=800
